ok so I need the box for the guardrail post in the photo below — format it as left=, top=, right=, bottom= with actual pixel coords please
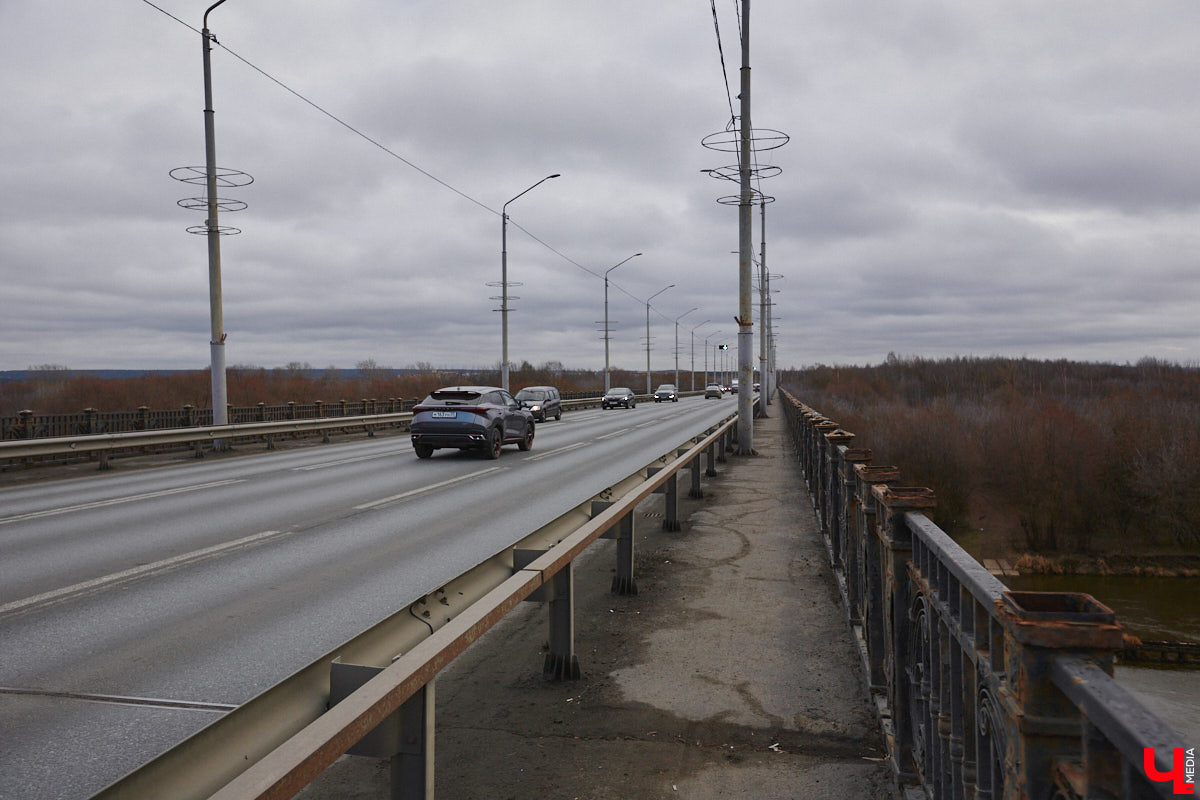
left=314, top=400, right=324, bottom=418
left=873, top=485, right=937, bottom=787
left=514, top=550, right=581, bottom=681
left=648, top=467, right=681, bottom=531
left=612, top=513, right=637, bottom=596
left=996, top=591, right=1125, bottom=800
left=329, top=662, right=435, bottom=799
left=19, top=409, right=34, bottom=439
left=717, top=429, right=728, bottom=463
left=181, top=404, right=194, bottom=427
left=705, top=440, right=718, bottom=476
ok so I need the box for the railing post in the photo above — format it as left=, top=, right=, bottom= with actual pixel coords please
left=995, top=591, right=1124, bottom=800
left=839, top=448, right=872, bottom=625
left=823, top=429, right=855, bottom=567
left=19, top=409, right=34, bottom=439
left=812, top=420, right=839, bottom=527
left=855, top=464, right=901, bottom=695
left=873, top=485, right=937, bottom=788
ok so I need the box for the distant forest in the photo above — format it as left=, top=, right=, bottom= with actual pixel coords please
left=782, top=355, right=1200, bottom=555
left=1, top=360, right=679, bottom=417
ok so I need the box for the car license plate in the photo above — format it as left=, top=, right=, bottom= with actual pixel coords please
left=430, top=411, right=457, bottom=419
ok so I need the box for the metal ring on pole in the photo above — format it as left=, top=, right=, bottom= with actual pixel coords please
left=169, top=166, right=254, bottom=187
left=704, top=164, right=782, bottom=182
left=177, top=197, right=249, bottom=213
left=172, top=166, right=253, bottom=235
left=185, top=224, right=242, bottom=236
left=701, top=119, right=790, bottom=153
left=714, top=193, right=776, bottom=206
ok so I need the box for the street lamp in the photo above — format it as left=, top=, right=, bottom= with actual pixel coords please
left=499, top=173, right=560, bottom=391
left=674, top=307, right=698, bottom=389
left=202, top=0, right=232, bottom=435
left=603, top=253, right=641, bottom=392
left=644, top=284, right=674, bottom=395
left=690, top=318, right=710, bottom=391
left=703, top=330, right=723, bottom=387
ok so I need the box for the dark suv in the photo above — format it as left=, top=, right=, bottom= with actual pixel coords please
left=515, top=385, right=562, bottom=422
left=411, top=386, right=535, bottom=459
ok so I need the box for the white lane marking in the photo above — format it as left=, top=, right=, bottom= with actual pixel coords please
left=0, top=479, right=245, bottom=526
left=528, top=443, right=588, bottom=462
left=293, top=451, right=401, bottom=471
left=596, top=428, right=631, bottom=441
left=354, top=467, right=504, bottom=510
left=0, top=529, right=288, bottom=617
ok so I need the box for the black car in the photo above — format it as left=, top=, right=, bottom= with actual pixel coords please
left=410, top=386, right=535, bottom=459
left=515, top=385, right=562, bottom=422
left=653, top=384, right=678, bottom=402
left=602, top=387, right=636, bottom=409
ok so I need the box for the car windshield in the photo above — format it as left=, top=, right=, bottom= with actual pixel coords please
left=427, top=389, right=482, bottom=404
left=607, top=388, right=631, bottom=395
left=656, top=385, right=675, bottom=391
left=516, top=390, right=545, bottom=401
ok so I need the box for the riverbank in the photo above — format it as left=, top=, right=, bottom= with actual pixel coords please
left=1012, top=552, right=1200, bottom=578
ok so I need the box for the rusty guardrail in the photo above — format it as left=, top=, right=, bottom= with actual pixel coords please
left=779, top=389, right=1188, bottom=800
left=92, top=402, right=750, bottom=799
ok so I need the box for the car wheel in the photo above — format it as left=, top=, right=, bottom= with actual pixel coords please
left=555, top=409, right=561, bottom=420
left=484, top=426, right=502, bottom=459
left=517, top=423, right=534, bottom=451
left=414, top=443, right=434, bottom=459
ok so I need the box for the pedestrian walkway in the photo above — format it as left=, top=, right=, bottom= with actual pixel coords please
left=302, top=409, right=892, bottom=799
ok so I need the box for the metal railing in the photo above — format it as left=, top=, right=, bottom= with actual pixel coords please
left=779, top=389, right=1188, bottom=799
left=91, top=403, right=749, bottom=799
left=1, top=393, right=692, bottom=471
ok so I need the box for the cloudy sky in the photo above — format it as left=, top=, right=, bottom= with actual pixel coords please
left=3, top=1, right=1199, bottom=372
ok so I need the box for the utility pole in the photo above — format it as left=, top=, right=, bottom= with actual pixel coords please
left=736, top=0, right=755, bottom=452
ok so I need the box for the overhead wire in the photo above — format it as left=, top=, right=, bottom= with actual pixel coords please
left=139, top=0, right=646, bottom=296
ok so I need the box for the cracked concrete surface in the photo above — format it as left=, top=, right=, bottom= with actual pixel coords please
left=299, top=411, right=892, bottom=799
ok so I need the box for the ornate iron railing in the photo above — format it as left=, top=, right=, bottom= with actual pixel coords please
left=780, top=389, right=1189, bottom=800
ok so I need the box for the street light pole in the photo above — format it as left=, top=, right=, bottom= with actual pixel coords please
left=674, top=307, right=697, bottom=389
left=201, top=0, right=231, bottom=436
left=499, top=173, right=559, bottom=391
left=644, top=284, right=673, bottom=395
left=690, top=319, right=710, bottom=391
left=703, top=330, right=722, bottom=387
left=736, top=0, right=755, bottom=451
left=603, top=253, right=641, bottom=392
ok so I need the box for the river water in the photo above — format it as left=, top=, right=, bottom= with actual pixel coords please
left=1005, top=574, right=1200, bottom=745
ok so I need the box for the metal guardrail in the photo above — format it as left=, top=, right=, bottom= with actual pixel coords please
left=91, top=402, right=749, bottom=799
left=1, top=394, right=690, bottom=470
left=779, top=389, right=1188, bottom=800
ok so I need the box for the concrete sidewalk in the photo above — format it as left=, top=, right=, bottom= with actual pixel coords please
left=303, top=409, right=892, bottom=799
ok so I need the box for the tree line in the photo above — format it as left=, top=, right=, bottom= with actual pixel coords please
left=1, top=360, right=692, bottom=417
left=782, top=355, right=1200, bottom=554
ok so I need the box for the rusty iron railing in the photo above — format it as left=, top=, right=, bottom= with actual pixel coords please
left=779, top=389, right=1188, bottom=800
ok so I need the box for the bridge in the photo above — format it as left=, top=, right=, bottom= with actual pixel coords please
left=0, top=392, right=1190, bottom=798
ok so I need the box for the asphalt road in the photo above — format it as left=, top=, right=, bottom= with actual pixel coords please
left=0, top=394, right=738, bottom=800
